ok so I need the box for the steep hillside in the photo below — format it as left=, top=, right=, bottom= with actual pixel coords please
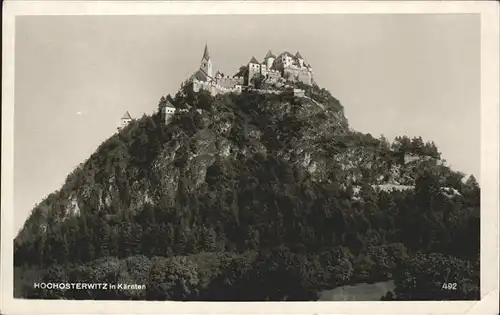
left=14, top=81, right=480, bottom=301
left=15, top=83, right=347, bottom=250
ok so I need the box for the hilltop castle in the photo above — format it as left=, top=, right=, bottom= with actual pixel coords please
left=249, top=50, right=313, bottom=86
left=191, top=44, right=313, bottom=96
left=119, top=44, right=314, bottom=128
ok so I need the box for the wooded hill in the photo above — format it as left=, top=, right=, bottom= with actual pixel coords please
left=14, top=81, right=480, bottom=300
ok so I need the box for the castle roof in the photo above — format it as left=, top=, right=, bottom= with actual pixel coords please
left=121, top=111, right=132, bottom=120
left=202, top=43, right=210, bottom=60
left=295, top=51, right=303, bottom=59
left=165, top=95, right=176, bottom=108
left=192, top=69, right=209, bottom=81
left=249, top=56, right=259, bottom=64
left=282, top=51, right=295, bottom=58
left=165, top=99, right=175, bottom=108
left=265, top=50, right=276, bottom=59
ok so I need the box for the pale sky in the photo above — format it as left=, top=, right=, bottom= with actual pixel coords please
left=14, top=14, right=480, bottom=231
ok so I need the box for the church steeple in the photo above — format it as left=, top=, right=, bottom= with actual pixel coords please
left=202, top=42, right=210, bottom=61
left=200, top=42, right=213, bottom=78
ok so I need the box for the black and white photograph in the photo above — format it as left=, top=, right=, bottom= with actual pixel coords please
left=1, top=1, right=499, bottom=315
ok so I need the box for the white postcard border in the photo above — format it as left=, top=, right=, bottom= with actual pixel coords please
left=1, top=1, right=498, bottom=315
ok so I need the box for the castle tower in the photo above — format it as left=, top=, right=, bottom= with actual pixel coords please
left=119, top=111, right=132, bottom=130
left=200, top=43, right=212, bottom=78
left=260, top=62, right=268, bottom=77
left=164, top=100, right=176, bottom=123
left=295, top=51, right=304, bottom=67
left=247, top=56, right=261, bottom=85
left=265, top=50, right=276, bottom=69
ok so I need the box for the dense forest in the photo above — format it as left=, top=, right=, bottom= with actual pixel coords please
left=14, top=81, right=480, bottom=300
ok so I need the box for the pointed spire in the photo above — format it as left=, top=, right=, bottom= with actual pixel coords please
left=202, top=42, right=210, bottom=60
left=121, top=111, right=132, bottom=119
left=165, top=95, right=176, bottom=108
left=295, top=51, right=303, bottom=59
left=249, top=56, right=259, bottom=64
left=265, top=50, right=276, bottom=59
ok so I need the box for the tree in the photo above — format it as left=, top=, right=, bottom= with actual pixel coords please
left=196, top=90, right=213, bottom=111
left=379, top=134, right=391, bottom=152
left=147, top=257, right=200, bottom=300
left=415, top=170, right=441, bottom=211
left=123, top=255, right=153, bottom=299
left=410, top=136, right=425, bottom=153
left=158, top=96, right=167, bottom=113
left=90, top=257, right=125, bottom=299
left=463, top=175, right=480, bottom=206
left=465, top=175, right=479, bottom=189
left=202, top=226, right=218, bottom=252
left=234, top=65, right=248, bottom=78
left=40, top=265, right=68, bottom=299
left=392, top=253, right=479, bottom=300
left=254, top=247, right=319, bottom=301
left=203, top=253, right=256, bottom=301
left=250, top=73, right=265, bottom=89
left=176, top=228, right=188, bottom=255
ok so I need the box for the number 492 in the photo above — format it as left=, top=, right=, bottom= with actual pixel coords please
left=442, top=282, right=457, bottom=290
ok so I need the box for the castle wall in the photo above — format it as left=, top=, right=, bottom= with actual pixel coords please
left=284, top=67, right=312, bottom=85
left=293, top=89, right=305, bottom=97
left=218, top=76, right=244, bottom=89
left=297, top=70, right=312, bottom=85
left=265, top=70, right=281, bottom=84
left=192, top=80, right=204, bottom=92
left=273, top=53, right=296, bottom=71
left=163, top=106, right=176, bottom=123
left=260, top=64, right=268, bottom=77
left=193, top=78, right=242, bottom=96
left=119, top=118, right=132, bottom=130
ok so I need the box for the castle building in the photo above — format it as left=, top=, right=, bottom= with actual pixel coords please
left=189, top=44, right=313, bottom=96
left=118, top=111, right=132, bottom=130
left=272, top=51, right=313, bottom=85
left=157, top=95, right=177, bottom=124
left=164, top=99, right=176, bottom=122
left=200, top=43, right=213, bottom=79
left=247, top=56, right=261, bottom=84
left=265, top=50, right=276, bottom=69
left=246, top=50, right=313, bottom=86
left=116, top=45, right=312, bottom=130
left=247, top=51, right=282, bottom=86
left=191, top=44, right=244, bottom=96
